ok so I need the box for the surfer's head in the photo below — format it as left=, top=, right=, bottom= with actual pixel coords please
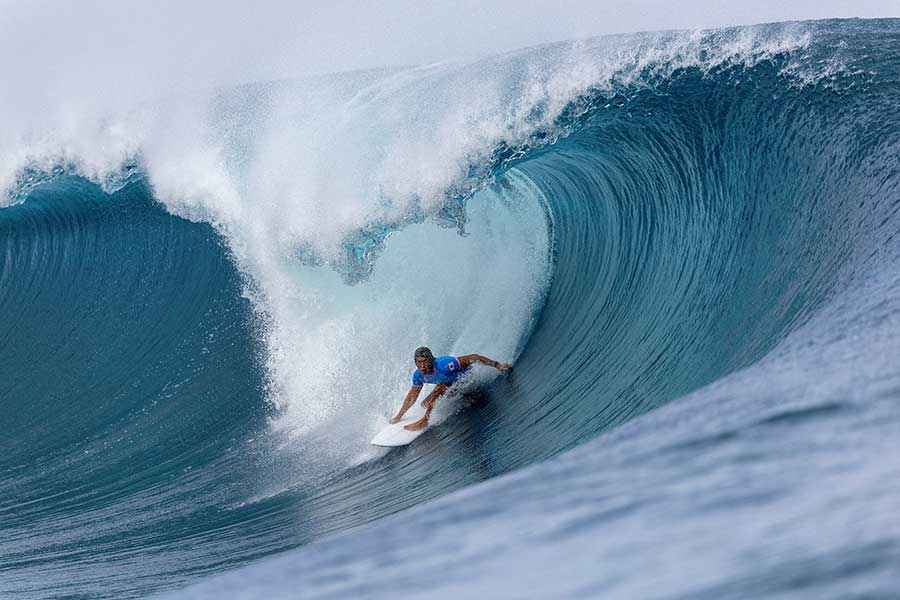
left=414, top=346, right=435, bottom=375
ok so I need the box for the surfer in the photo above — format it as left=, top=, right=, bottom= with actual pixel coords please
left=389, top=346, right=512, bottom=431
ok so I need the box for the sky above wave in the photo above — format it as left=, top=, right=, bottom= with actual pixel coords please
left=2, top=0, right=897, bottom=92
left=0, top=0, right=896, bottom=182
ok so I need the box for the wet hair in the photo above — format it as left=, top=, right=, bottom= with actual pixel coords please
left=414, top=346, right=434, bottom=361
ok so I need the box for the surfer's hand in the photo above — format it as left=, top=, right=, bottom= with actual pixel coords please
left=389, top=415, right=401, bottom=424
left=497, top=363, right=512, bottom=372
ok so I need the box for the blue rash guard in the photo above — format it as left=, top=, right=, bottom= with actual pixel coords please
left=412, top=356, right=467, bottom=387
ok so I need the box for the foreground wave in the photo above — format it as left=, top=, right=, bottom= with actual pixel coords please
left=2, top=18, right=900, bottom=599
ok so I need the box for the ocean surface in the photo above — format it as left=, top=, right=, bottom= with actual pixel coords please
left=2, top=18, right=899, bottom=599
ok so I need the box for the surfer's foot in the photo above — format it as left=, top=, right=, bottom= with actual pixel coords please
left=404, top=417, right=429, bottom=431
left=389, top=416, right=401, bottom=424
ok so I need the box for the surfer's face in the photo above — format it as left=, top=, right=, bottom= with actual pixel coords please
left=415, top=356, right=435, bottom=375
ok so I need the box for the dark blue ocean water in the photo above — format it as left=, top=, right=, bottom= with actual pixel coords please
left=2, top=18, right=900, bottom=599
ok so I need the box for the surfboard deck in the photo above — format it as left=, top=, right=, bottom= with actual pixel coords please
left=371, top=417, right=429, bottom=447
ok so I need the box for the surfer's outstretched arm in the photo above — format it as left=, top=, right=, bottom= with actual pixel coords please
left=389, top=386, right=422, bottom=424
left=457, top=354, right=512, bottom=371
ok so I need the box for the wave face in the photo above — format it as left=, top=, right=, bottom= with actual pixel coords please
left=3, top=18, right=900, bottom=599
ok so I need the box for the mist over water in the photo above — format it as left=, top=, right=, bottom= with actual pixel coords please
left=2, top=16, right=900, bottom=600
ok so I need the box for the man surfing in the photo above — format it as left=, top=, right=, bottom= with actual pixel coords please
left=389, top=346, right=512, bottom=431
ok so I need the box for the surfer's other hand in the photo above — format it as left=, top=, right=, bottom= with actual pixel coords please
left=497, top=363, right=512, bottom=372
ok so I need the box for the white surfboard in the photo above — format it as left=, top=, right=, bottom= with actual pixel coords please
left=371, top=417, right=429, bottom=447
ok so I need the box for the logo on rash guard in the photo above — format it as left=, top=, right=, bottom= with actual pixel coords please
left=448, top=361, right=456, bottom=371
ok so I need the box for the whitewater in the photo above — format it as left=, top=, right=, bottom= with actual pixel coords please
left=2, top=18, right=899, bottom=599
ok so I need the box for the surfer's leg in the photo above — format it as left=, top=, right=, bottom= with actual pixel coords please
left=405, top=384, right=448, bottom=431
left=404, top=415, right=429, bottom=431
